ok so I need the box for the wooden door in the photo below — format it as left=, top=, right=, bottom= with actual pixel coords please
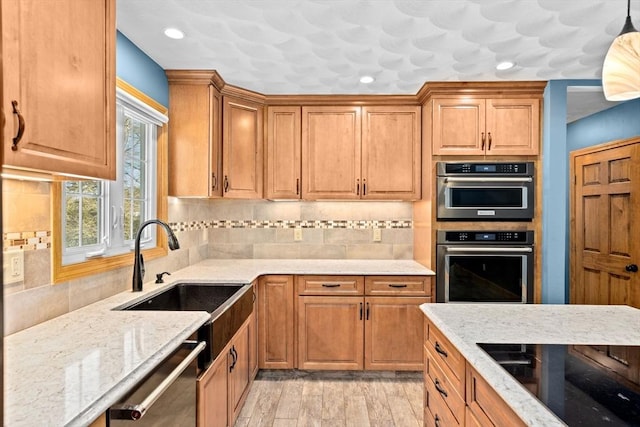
left=266, top=106, right=301, bottom=199
left=197, top=346, right=229, bottom=427
left=2, top=0, right=116, bottom=179
left=258, top=275, right=295, bottom=369
left=168, top=80, right=222, bottom=197
left=431, top=98, right=485, bottom=155
left=223, top=97, right=263, bottom=198
left=301, top=106, right=361, bottom=199
left=228, top=319, right=250, bottom=425
left=364, top=297, right=429, bottom=370
left=571, top=139, right=640, bottom=307
left=361, top=106, right=421, bottom=200
left=297, top=296, right=364, bottom=370
left=485, top=98, right=540, bottom=155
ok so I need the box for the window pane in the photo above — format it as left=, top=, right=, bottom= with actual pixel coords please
left=65, top=181, right=80, bottom=194
left=65, top=196, right=80, bottom=248
left=81, top=197, right=100, bottom=246
left=82, top=181, right=101, bottom=196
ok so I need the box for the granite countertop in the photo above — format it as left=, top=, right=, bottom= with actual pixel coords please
left=420, top=304, right=640, bottom=426
left=5, top=259, right=433, bottom=427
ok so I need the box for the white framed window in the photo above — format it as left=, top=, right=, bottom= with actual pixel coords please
left=61, top=88, right=167, bottom=265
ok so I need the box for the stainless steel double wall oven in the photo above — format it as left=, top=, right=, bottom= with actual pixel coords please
left=435, top=161, right=535, bottom=304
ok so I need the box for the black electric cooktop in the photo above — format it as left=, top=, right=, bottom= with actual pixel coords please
left=478, top=344, right=640, bottom=426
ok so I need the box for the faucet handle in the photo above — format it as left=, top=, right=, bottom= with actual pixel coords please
left=155, top=271, right=171, bottom=284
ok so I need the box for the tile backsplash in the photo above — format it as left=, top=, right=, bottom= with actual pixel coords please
left=3, top=182, right=414, bottom=334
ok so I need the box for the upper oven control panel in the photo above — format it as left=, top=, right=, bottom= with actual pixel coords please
left=438, top=162, right=533, bottom=175
left=438, top=230, right=534, bottom=244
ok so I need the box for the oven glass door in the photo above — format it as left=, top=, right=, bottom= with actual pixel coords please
left=442, top=248, right=530, bottom=303
left=447, top=186, right=526, bottom=209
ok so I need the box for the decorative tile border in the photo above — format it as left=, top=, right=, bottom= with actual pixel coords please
left=170, top=219, right=412, bottom=232
left=4, top=231, right=52, bottom=251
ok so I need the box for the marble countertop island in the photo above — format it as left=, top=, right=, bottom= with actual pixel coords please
left=420, top=303, right=640, bottom=426
left=5, top=259, right=433, bottom=426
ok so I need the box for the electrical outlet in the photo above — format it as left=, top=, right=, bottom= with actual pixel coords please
left=373, top=228, right=382, bottom=242
left=294, top=227, right=303, bottom=241
left=4, top=250, right=25, bottom=284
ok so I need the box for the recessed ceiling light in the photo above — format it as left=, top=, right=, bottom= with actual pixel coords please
left=360, top=75, right=375, bottom=84
left=496, top=61, right=515, bottom=71
left=164, top=28, right=185, bottom=40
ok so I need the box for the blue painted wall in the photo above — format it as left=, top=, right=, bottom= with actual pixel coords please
left=543, top=80, right=640, bottom=304
left=116, top=31, right=168, bottom=107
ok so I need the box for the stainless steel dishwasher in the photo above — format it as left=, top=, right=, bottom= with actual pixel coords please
left=108, top=339, right=206, bottom=426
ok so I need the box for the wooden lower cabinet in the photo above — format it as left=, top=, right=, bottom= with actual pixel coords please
left=298, top=295, right=365, bottom=370
left=198, top=316, right=255, bottom=427
left=258, top=275, right=295, bottom=369
left=365, top=297, right=429, bottom=370
left=424, top=319, right=526, bottom=427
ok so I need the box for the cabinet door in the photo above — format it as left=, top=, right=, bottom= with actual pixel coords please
left=432, top=98, right=485, bottom=155
left=297, top=296, right=364, bottom=370
left=197, top=345, right=229, bottom=427
left=266, top=106, right=301, bottom=199
left=168, top=81, right=222, bottom=197
left=301, top=106, right=361, bottom=199
left=228, top=319, right=251, bottom=426
left=361, top=106, right=421, bottom=200
left=259, top=275, right=295, bottom=369
left=2, top=0, right=116, bottom=179
left=223, top=97, right=263, bottom=198
left=485, top=98, right=540, bottom=155
left=364, top=297, right=429, bottom=370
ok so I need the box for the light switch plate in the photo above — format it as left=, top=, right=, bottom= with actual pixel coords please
left=294, top=227, right=303, bottom=241
left=373, top=228, right=382, bottom=242
left=4, top=250, right=25, bottom=284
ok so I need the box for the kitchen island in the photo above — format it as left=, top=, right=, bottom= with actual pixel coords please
left=421, top=304, right=640, bottom=426
left=5, top=259, right=433, bottom=426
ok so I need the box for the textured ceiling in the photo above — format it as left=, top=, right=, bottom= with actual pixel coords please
left=117, top=0, right=638, bottom=99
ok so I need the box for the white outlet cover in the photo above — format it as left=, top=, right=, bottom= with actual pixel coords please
left=4, top=250, right=25, bottom=284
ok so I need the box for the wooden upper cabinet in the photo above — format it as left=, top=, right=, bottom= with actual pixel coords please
left=361, top=106, right=421, bottom=199
left=301, top=105, right=421, bottom=200
left=2, top=0, right=116, bottom=179
left=167, top=74, right=222, bottom=197
left=266, top=106, right=301, bottom=199
left=432, top=97, right=540, bottom=156
left=301, top=106, right=362, bottom=199
left=223, top=97, right=264, bottom=198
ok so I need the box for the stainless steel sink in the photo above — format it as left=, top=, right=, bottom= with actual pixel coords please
left=117, top=282, right=254, bottom=365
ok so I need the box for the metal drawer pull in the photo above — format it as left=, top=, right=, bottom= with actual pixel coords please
left=360, top=302, right=363, bottom=320
left=109, top=341, right=206, bottom=421
left=388, top=284, right=407, bottom=288
left=434, top=415, right=441, bottom=427
left=322, top=283, right=341, bottom=288
left=446, top=247, right=533, bottom=253
left=434, top=379, right=448, bottom=397
left=11, top=100, right=26, bottom=150
left=434, top=342, right=448, bottom=357
left=444, top=176, right=532, bottom=183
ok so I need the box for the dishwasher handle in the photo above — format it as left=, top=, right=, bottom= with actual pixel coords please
left=109, top=340, right=206, bottom=421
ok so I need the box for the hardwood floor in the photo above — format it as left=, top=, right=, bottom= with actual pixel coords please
left=235, top=370, right=423, bottom=427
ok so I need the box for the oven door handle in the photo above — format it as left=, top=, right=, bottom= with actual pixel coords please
left=444, top=177, right=532, bottom=183
left=445, top=247, right=533, bottom=253
left=109, top=340, right=206, bottom=421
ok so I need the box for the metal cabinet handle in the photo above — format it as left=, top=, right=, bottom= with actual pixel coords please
left=626, top=264, right=638, bottom=273
left=388, top=284, right=407, bottom=288
left=356, top=179, right=360, bottom=196
left=11, top=100, right=25, bottom=151
left=366, top=302, right=370, bottom=320
left=223, top=175, right=229, bottom=192
left=487, top=132, right=492, bottom=150
left=481, top=132, right=485, bottom=150
left=434, top=415, right=441, bottom=427
left=362, top=179, right=367, bottom=196
left=296, top=178, right=300, bottom=195
left=360, top=302, right=363, bottom=320
left=322, top=283, right=340, bottom=288
left=229, top=345, right=237, bottom=372
left=211, top=173, right=217, bottom=191
left=434, top=378, right=448, bottom=398
left=109, top=341, right=206, bottom=421
left=435, top=342, right=448, bottom=357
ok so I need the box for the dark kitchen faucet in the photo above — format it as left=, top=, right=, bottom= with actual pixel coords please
left=132, top=219, right=180, bottom=292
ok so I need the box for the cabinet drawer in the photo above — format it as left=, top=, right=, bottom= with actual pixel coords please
left=296, top=276, right=364, bottom=295
left=365, top=275, right=431, bottom=296
left=466, top=363, right=527, bottom=427
left=424, top=373, right=461, bottom=427
left=426, top=321, right=465, bottom=389
left=425, top=346, right=465, bottom=417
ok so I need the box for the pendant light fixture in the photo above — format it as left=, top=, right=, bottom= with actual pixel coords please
left=602, top=0, right=640, bottom=101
